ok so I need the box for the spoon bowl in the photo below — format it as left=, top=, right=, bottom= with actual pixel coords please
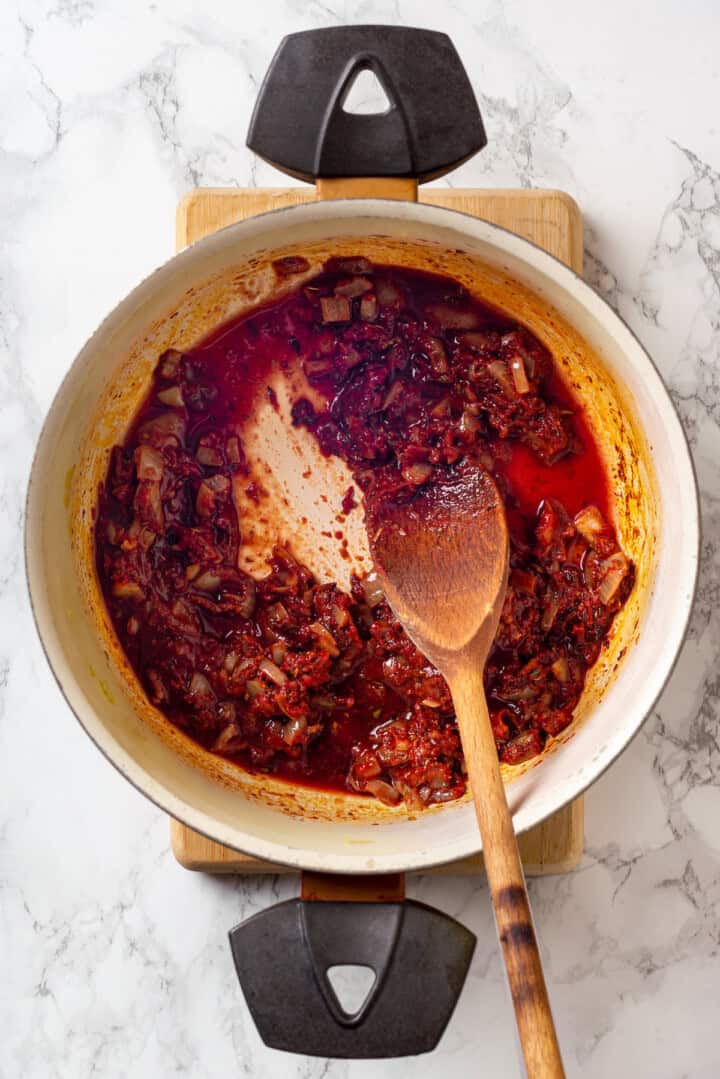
left=367, top=462, right=508, bottom=668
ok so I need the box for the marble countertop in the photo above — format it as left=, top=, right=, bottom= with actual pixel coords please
left=2, top=1, right=719, bottom=1075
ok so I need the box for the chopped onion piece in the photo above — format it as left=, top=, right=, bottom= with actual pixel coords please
left=351, top=750, right=382, bottom=780
left=225, top=436, right=242, bottom=465
left=462, top=331, right=498, bottom=351
left=309, top=622, right=339, bottom=657
left=171, top=599, right=196, bottom=629
left=233, top=658, right=256, bottom=680
left=138, top=411, right=185, bottom=448
left=194, top=571, right=222, bottom=592
left=259, top=657, right=287, bottom=685
left=423, top=336, right=448, bottom=374
left=429, top=788, right=459, bottom=804
left=189, top=672, right=213, bottom=699
left=134, top=444, right=164, bottom=482
left=157, top=385, right=184, bottom=407
left=135, top=523, right=155, bottom=550
left=500, top=335, right=535, bottom=378
left=424, top=764, right=448, bottom=789
left=376, top=280, right=401, bottom=306
left=541, top=590, right=560, bottom=631
left=213, top=723, right=244, bottom=751
left=269, top=602, right=289, bottom=622
left=361, top=571, right=385, bottom=607
left=320, top=296, right=351, bottom=322
left=501, top=684, right=537, bottom=702
left=510, top=354, right=531, bottom=394
left=112, top=581, right=144, bottom=600
left=133, top=479, right=163, bottom=532
left=427, top=303, right=479, bottom=330
left=551, top=656, right=570, bottom=683
left=283, top=715, right=307, bottom=745
left=246, top=679, right=265, bottom=699
left=147, top=669, right=168, bottom=703
left=501, top=729, right=543, bottom=765
left=335, top=276, right=372, bottom=297
left=598, top=552, right=630, bottom=604
left=195, top=481, right=216, bottom=518
left=217, top=700, right=236, bottom=723
left=332, top=603, right=350, bottom=628
left=394, top=778, right=424, bottom=810
left=401, top=461, right=433, bottom=486
left=271, top=642, right=287, bottom=666
left=574, top=505, right=607, bottom=544
left=460, top=405, right=481, bottom=434
left=360, top=294, right=378, bottom=321
left=232, top=580, right=256, bottom=619
left=205, top=474, right=230, bottom=494
left=158, top=348, right=182, bottom=379
left=365, top=778, right=402, bottom=806
left=487, top=360, right=515, bottom=396
left=196, top=445, right=223, bottom=467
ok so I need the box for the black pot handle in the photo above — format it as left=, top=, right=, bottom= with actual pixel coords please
left=229, top=896, right=475, bottom=1058
left=247, top=25, right=486, bottom=184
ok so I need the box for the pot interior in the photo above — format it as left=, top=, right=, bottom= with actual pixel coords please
left=26, top=201, right=697, bottom=872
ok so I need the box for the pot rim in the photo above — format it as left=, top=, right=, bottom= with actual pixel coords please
left=25, top=196, right=700, bottom=873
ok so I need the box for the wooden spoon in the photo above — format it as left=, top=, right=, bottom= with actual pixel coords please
left=367, top=462, right=565, bottom=1078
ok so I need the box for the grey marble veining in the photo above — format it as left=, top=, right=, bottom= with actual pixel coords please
left=2, top=1, right=719, bottom=1075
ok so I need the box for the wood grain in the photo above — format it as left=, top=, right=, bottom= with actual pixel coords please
left=315, top=176, right=419, bottom=201
left=452, top=667, right=564, bottom=1076
left=170, top=184, right=585, bottom=878
left=176, top=186, right=583, bottom=273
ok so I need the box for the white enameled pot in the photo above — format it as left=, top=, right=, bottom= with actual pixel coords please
left=25, top=194, right=699, bottom=874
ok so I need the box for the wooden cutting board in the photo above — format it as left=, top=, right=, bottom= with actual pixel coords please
left=170, top=185, right=584, bottom=876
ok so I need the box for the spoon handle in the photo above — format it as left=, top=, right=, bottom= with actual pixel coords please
left=451, top=665, right=566, bottom=1079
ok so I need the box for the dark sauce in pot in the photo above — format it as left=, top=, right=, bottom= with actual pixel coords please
left=95, top=258, right=634, bottom=809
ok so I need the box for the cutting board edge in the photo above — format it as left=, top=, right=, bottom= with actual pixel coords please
left=176, top=186, right=583, bottom=274
left=170, top=797, right=584, bottom=876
